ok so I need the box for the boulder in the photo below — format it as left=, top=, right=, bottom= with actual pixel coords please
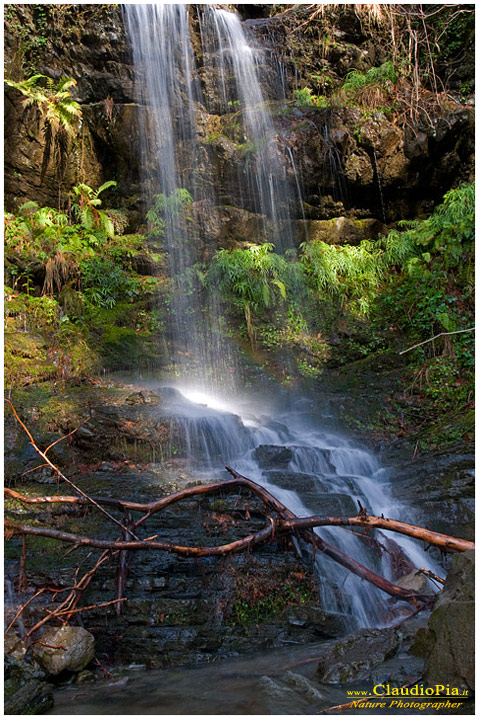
left=316, top=627, right=400, bottom=683
left=421, top=550, right=474, bottom=691
left=4, top=630, right=28, bottom=661
left=253, top=444, right=293, bottom=469
left=33, top=626, right=95, bottom=676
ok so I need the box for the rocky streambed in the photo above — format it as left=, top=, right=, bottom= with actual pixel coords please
left=4, top=377, right=475, bottom=713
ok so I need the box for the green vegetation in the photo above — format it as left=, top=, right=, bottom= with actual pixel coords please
left=231, top=569, right=316, bottom=627
left=293, top=87, right=328, bottom=108
left=5, top=74, right=81, bottom=181
left=338, top=61, right=397, bottom=114
left=206, top=243, right=299, bottom=347
left=146, top=188, right=193, bottom=239
left=5, top=183, right=165, bottom=384
left=205, top=183, right=474, bottom=436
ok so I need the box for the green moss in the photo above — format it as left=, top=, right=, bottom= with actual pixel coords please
left=230, top=570, right=317, bottom=628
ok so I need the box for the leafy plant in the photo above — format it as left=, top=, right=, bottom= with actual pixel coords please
left=293, top=87, right=328, bottom=108
left=79, top=257, right=139, bottom=308
left=207, top=243, right=293, bottom=346
left=146, top=188, right=193, bottom=238
left=338, top=61, right=397, bottom=112
left=5, top=74, right=82, bottom=182
left=300, top=238, right=385, bottom=314
left=70, top=181, right=117, bottom=240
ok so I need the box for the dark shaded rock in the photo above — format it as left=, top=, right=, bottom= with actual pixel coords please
left=253, top=444, right=293, bottom=468
left=302, top=492, right=358, bottom=517
left=392, top=452, right=474, bottom=539
left=316, top=628, right=400, bottom=683
left=129, top=252, right=162, bottom=276
left=4, top=655, right=54, bottom=715
left=287, top=607, right=348, bottom=638
left=419, top=550, right=474, bottom=691
left=263, top=471, right=323, bottom=493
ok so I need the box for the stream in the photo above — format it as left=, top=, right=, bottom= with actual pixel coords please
left=48, top=619, right=428, bottom=716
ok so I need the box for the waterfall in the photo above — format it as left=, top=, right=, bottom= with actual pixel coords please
left=155, top=386, right=441, bottom=628
left=125, top=5, right=440, bottom=630
left=199, top=7, right=296, bottom=252
left=125, top=4, right=300, bottom=391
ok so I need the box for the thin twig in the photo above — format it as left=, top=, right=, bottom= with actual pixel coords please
left=399, top=327, right=474, bottom=354
left=4, top=399, right=141, bottom=540
left=5, top=588, right=47, bottom=635
left=54, top=598, right=126, bottom=617
left=43, top=415, right=90, bottom=455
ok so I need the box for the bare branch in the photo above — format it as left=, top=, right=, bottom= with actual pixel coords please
left=399, top=327, right=475, bottom=355
left=4, top=399, right=142, bottom=540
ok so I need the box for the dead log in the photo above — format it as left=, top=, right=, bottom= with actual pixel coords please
left=5, top=519, right=276, bottom=557
left=280, top=515, right=475, bottom=553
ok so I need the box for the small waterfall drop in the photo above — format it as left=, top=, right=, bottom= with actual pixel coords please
left=154, top=386, right=441, bottom=628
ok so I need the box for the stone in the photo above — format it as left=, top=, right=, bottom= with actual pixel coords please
left=33, top=626, right=95, bottom=676
left=4, top=679, right=54, bottom=715
left=253, top=444, right=293, bottom=469
left=288, top=607, right=347, bottom=638
left=344, top=151, right=374, bottom=184
left=4, top=654, right=54, bottom=715
left=298, top=216, right=385, bottom=246
left=4, top=630, right=28, bottom=660
left=75, top=669, right=95, bottom=684
left=396, top=571, right=432, bottom=596
left=283, top=671, right=324, bottom=700
left=303, top=492, right=358, bottom=517
left=262, top=471, right=323, bottom=493
left=421, top=550, right=474, bottom=691
left=316, top=628, right=400, bottom=683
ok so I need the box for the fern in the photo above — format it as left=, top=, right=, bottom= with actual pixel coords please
left=6, top=74, right=82, bottom=182
left=70, top=181, right=117, bottom=240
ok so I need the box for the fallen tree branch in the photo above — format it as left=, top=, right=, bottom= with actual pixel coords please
left=6, top=467, right=473, bottom=608
left=280, top=515, right=474, bottom=553
left=5, top=519, right=276, bottom=558
left=7, top=446, right=474, bottom=637
left=4, top=399, right=141, bottom=540
left=399, top=326, right=475, bottom=354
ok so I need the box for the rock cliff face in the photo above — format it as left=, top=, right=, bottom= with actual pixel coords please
left=5, top=4, right=474, bottom=244
left=5, top=4, right=139, bottom=212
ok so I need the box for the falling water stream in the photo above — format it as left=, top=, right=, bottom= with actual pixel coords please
left=152, top=384, right=440, bottom=628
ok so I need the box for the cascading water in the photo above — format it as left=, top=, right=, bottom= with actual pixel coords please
left=125, top=5, right=440, bottom=629
left=154, top=385, right=441, bottom=628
